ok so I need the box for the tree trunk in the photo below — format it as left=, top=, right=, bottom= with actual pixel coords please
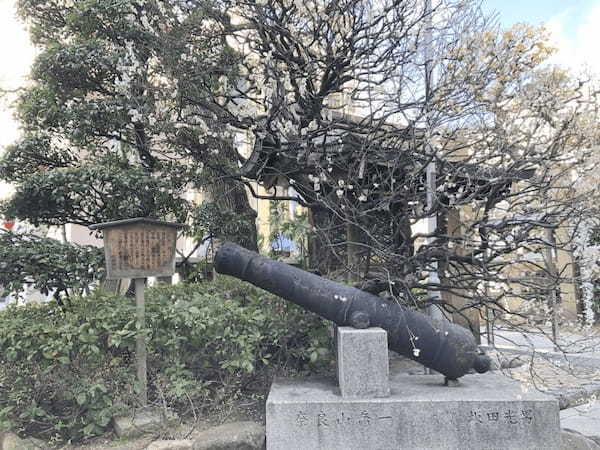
left=307, top=207, right=345, bottom=274
left=204, top=143, right=258, bottom=252
left=346, top=221, right=363, bottom=282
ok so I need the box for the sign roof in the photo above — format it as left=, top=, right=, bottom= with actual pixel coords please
left=89, top=217, right=186, bottom=231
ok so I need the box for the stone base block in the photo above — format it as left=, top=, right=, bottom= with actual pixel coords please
left=266, top=373, right=560, bottom=450
left=336, top=327, right=389, bottom=398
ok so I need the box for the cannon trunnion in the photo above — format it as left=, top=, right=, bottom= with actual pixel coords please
left=214, top=242, right=490, bottom=380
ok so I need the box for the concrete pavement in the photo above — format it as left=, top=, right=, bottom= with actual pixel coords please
left=484, top=327, right=600, bottom=358
left=483, top=326, right=600, bottom=438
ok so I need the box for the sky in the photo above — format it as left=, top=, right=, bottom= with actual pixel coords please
left=482, top=0, right=600, bottom=74
left=0, top=0, right=36, bottom=200
left=0, top=0, right=599, bottom=200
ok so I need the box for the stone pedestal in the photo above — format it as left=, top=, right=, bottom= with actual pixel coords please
left=337, top=327, right=389, bottom=398
left=266, top=327, right=560, bottom=450
left=266, top=373, right=560, bottom=450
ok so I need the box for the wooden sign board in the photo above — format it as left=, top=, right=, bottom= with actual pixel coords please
left=90, top=218, right=185, bottom=280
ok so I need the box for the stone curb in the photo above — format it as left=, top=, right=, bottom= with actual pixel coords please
left=560, top=428, right=600, bottom=450
left=146, top=439, right=194, bottom=450
left=0, top=431, right=40, bottom=450
left=191, top=421, right=264, bottom=450
left=561, top=429, right=600, bottom=449
left=113, top=407, right=179, bottom=440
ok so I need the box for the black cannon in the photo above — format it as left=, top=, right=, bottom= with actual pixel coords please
left=214, top=242, right=490, bottom=380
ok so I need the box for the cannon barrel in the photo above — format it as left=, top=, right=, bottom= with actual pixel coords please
left=215, top=242, right=490, bottom=380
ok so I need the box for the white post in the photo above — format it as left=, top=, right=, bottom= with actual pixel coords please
left=424, top=0, right=444, bottom=323
left=426, top=162, right=444, bottom=322
left=543, top=227, right=559, bottom=351
left=484, top=248, right=495, bottom=346
left=135, top=277, right=148, bottom=406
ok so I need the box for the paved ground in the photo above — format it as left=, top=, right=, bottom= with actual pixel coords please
left=485, top=325, right=600, bottom=438
left=485, top=326, right=600, bottom=358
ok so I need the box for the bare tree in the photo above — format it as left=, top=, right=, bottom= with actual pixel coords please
left=205, top=0, right=600, bottom=343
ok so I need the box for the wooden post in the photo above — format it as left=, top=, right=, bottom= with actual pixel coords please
left=88, top=218, right=186, bottom=407
left=135, top=277, right=148, bottom=406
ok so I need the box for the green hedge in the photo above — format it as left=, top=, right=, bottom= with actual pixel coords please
left=0, top=279, right=332, bottom=441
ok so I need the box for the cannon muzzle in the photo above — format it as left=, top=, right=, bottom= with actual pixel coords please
left=215, top=242, right=490, bottom=380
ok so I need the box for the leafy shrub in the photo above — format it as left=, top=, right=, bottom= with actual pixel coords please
left=0, top=230, right=105, bottom=301
left=0, top=291, right=136, bottom=441
left=0, top=279, right=332, bottom=441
